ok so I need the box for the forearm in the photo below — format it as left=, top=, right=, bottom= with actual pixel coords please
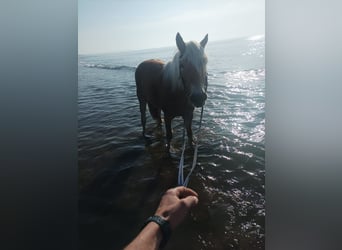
left=124, top=222, right=162, bottom=250
left=124, top=187, right=199, bottom=249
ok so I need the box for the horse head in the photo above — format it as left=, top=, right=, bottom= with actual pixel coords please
left=176, top=33, right=208, bottom=108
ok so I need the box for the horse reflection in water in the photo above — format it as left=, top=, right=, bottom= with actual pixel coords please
left=135, top=33, right=208, bottom=149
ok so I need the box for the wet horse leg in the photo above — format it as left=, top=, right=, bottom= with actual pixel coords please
left=148, top=103, right=162, bottom=127
left=164, top=115, right=173, bottom=149
left=183, top=112, right=193, bottom=146
left=156, top=108, right=162, bottom=127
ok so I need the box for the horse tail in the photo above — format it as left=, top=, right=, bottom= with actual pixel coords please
left=135, top=64, right=143, bottom=99
left=135, top=64, right=147, bottom=135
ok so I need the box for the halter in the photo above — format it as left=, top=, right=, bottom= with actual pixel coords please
left=178, top=60, right=191, bottom=97
left=178, top=59, right=207, bottom=98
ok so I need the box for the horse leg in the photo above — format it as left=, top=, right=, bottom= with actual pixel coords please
left=148, top=103, right=162, bottom=127
left=183, top=112, right=193, bottom=146
left=139, top=100, right=147, bottom=137
left=164, top=115, right=173, bottom=149
left=156, top=108, right=162, bottom=127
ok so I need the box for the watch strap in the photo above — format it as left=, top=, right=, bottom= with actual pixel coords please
left=142, top=215, right=171, bottom=248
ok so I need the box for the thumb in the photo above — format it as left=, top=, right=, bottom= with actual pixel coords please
left=182, top=195, right=199, bottom=208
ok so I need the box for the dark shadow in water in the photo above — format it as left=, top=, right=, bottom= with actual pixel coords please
left=79, top=146, right=147, bottom=250
left=79, top=132, right=179, bottom=250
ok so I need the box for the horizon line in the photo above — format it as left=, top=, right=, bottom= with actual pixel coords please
left=78, top=34, right=264, bottom=56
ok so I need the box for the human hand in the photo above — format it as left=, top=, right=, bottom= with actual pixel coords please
left=155, top=186, right=199, bottom=230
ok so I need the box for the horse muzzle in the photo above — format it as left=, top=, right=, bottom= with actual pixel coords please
left=190, top=91, right=207, bottom=107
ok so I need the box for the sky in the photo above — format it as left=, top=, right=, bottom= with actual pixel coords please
left=79, top=0, right=264, bottom=54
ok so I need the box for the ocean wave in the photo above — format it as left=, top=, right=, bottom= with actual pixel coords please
left=83, top=63, right=136, bottom=71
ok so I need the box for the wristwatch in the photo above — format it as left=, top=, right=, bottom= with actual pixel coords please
left=142, top=215, right=172, bottom=248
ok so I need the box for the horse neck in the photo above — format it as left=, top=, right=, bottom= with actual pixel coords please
left=163, top=55, right=183, bottom=93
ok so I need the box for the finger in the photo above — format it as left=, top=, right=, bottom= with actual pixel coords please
left=174, top=186, right=198, bottom=198
left=182, top=195, right=199, bottom=208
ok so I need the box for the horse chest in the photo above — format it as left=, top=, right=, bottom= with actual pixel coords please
left=160, top=93, right=193, bottom=117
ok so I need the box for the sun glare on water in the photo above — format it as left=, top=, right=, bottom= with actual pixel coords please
left=247, top=34, right=264, bottom=41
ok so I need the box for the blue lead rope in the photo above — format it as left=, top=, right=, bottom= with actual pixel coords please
left=177, top=105, right=204, bottom=187
left=177, top=128, right=186, bottom=185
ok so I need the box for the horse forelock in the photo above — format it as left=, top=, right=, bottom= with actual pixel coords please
left=163, top=41, right=207, bottom=92
left=182, top=41, right=208, bottom=76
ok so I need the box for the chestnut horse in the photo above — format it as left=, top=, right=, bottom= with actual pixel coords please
left=135, top=33, right=208, bottom=148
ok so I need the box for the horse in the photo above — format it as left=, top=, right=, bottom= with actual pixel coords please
left=135, top=32, right=208, bottom=149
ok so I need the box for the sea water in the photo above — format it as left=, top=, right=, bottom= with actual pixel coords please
left=79, top=36, right=265, bottom=249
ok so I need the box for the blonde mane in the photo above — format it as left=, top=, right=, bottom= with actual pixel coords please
left=163, top=41, right=208, bottom=92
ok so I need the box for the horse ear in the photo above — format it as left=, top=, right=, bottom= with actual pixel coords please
left=200, top=34, right=208, bottom=48
left=176, top=32, right=186, bottom=54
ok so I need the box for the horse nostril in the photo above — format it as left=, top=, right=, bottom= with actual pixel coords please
left=190, top=92, right=207, bottom=107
